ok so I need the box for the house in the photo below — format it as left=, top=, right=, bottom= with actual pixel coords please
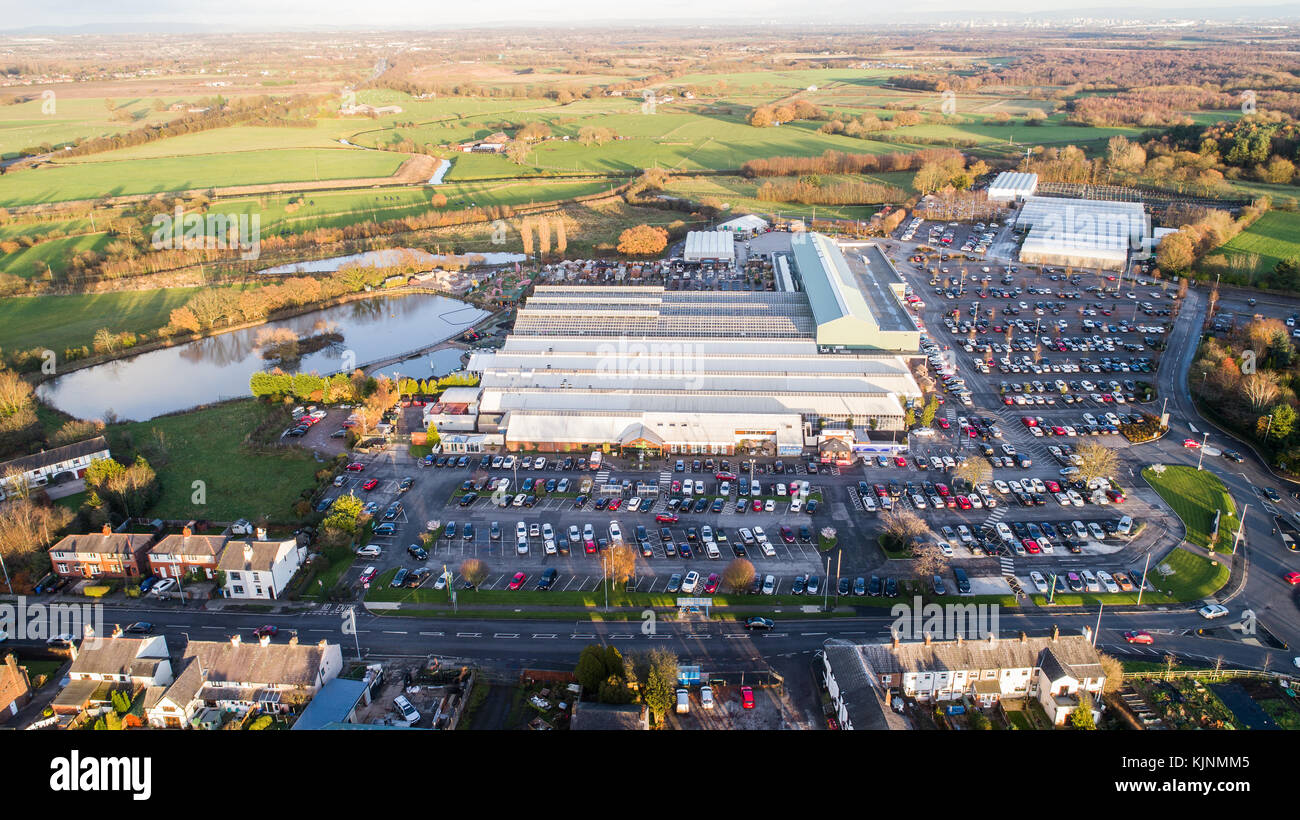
left=0, top=653, right=32, bottom=724
left=822, top=643, right=909, bottom=730
left=53, top=634, right=172, bottom=717
left=48, top=525, right=156, bottom=581
left=843, top=627, right=1106, bottom=725
left=147, top=527, right=228, bottom=581
left=216, top=535, right=305, bottom=600
left=0, top=436, right=111, bottom=499
left=145, top=634, right=343, bottom=728
left=421, top=386, right=482, bottom=432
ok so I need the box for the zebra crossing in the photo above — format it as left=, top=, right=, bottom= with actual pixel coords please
left=982, top=504, right=1007, bottom=530
left=999, top=555, right=1016, bottom=577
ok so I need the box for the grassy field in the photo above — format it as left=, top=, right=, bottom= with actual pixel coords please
left=0, top=231, right=113, bottom=279
left=665, top=172, right=915, bottom=220
left=1217, top=210, right=1300, bottom=272
left=1143, top=465, right=1240, bottom=551
left=1031, top=546, right=1230, bottom=605
left=108, top=399, right=319, bottom=523
left=0, top=287, right=214, bottom=353
left=0, top=96, right=187, bottom=158
left=0, top=148, right=406, bottom=206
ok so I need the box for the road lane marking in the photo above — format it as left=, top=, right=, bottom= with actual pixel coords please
left=494, top=633, right=519, bottom=638
left=456, top=632, right=481, bottom=638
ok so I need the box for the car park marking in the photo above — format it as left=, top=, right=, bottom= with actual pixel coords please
left=531, top=634, right=557, bottom=639
left=571, top=633, right=596, bottom=639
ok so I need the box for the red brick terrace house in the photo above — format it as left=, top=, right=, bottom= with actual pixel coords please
left=48, top=525, right=156, bottom=581
left=148, top=527, right=229, bottom=581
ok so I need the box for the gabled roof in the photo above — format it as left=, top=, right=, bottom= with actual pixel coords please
left=0, top=436, right=109, bottom=475
left=150, top=533, right=228, bottom=559
left=69, top=636, right=165, bottom=677
left=50, top=531, right=153, bottom=557
left=862, top=634, right=1103, bottom=677
left=216, top=539, right=294, bottom=573
left=183, top=639, right=332, bottom=688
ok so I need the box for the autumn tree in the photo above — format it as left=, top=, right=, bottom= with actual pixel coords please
left=1075, top=442, right=1118, bottom=485
left=912, top=540, right=949, bottom=579
left=952, top=457, right=991, bottom=491
left=604, top=543, right=637, bottom=586
left=504, top=140, right=530, bottom=165
left=881, top=508, right=928, bottom=552
left=460, top=558, right=488, bottom=588
left=617, top=224, right=668, bottom=257
left=553, top=216, right=568, bottom=254
left=722, top=558, right=755, bottom=593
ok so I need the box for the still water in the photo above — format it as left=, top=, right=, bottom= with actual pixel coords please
left=37, top=292, right=487, bottom=421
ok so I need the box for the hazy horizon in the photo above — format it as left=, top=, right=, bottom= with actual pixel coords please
left=4, top=0, right=1300, bottom=32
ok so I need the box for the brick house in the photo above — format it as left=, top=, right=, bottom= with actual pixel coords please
left=148, top=527, right=228, bottom=581
left=48, top=525, right=156, bottom=580
left=0, top=653, right=32, bottom=724
left=216, top=536, right=305, bottom=600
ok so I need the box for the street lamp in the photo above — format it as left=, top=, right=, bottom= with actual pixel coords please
left=1196, top=431, right=1209, bottom=470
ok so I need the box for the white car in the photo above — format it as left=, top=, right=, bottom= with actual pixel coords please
left=582, top=523, right=594, bottom=541
left=150, top=578, right=177, bottom=596
left=790, top=497, right=803, bottom=513
left=534, top=457, right=546, bottom=470
left=1081, top=570, right=1100, bottom=592
left=541, top=523, right=554, bottom=541
left=761, top=574, right=776, bottom=595
left=996, top=522, right=1014, bottom=542
left=939, top=541, right=954, bottom=557
left=516, top=521, right=528, bottom=539
left=764, top=499, right=775, bottom=513
left=912, top=494, right=927, bottom=509
left=1097, top=571, right=1119, bottom=593
left=1029, top=571, right=1049, bottom=594
left=993, top=480, right=1011, bottom=494
left=544, top=539, right=557, bottom=556
left=681, top=571, right=700, bottom=594
left=1088, top=521, right=1106, bottom=540
left=608, top=522, right=623, bottom=543
left=752, top=526, right=767, bottom=543
left=1198, top=604, right=1230, bottom=620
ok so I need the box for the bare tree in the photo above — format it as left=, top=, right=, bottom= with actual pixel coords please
left=1075, top=442, right=1119, bottom=485
left=604, top=543, right=637, bottom=586
left=881, top=508, right=928, bottom=551
left=1241, top=372, right=1280, bottom=411
left=912, top=541, right=949, bottom=579
left=1097, top=653, right=1123, bottom=694
left=952, top=457, right=991, bottom=491
left=460, top=558, right=488, bottom=588
left=722, top=558, right=755, bottom=593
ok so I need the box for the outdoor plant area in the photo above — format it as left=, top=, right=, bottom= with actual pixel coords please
left=1142, top=464, right=1241, bottom=551
left=1128, top=677, right=1243, bottom=730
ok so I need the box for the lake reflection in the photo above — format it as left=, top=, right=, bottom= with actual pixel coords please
left=37, top=293, right=488, bottom=421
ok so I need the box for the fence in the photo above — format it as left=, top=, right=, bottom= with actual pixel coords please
left=1122, top=668, right=1293, bottom=683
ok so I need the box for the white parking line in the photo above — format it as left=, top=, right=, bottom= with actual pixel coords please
left=531, top=634, right=557, bottom=639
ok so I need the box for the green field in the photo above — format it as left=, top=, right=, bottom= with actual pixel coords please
left=1142, top=465, right=1241, bottom=551
left=208, top=177, right=619, bottom=235
left=0, top=231, right=112, bottom=279
left=109, top=400, right=319, bottom=523
left=1218, top=210, right=1300, bottom=271
left=0, top=148, right=406, bottom=206
left=0, top=287, right=212, bottom=352
left=0, top=95, right=188, bottom=158
left=666, top=172, right=915, bottom=220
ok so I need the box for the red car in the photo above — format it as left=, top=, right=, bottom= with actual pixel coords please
left=938, top=418, right=950, bottom=429
left=1183, top=438, right=1201, bottom=448
left=1022, top=538, right=1041, bottom=554
left=703, top=574, right=719, bottom=594
left=1106, top=489, right=1126, bottom=503
left=752, top=499, right=763, bottom=512
left=607, top=498, right=622, bottom=511
left=584, top=540, right=596, bottom=555
left=507, top=572, right=527, bottom=590
left=715, top=472, right=737, bottom=481
left=741, top=686, right=755, bottom=710
left=1021, top=416, right=1037, bottom=428
left=345, top=462, right=365, bottom=471
left=936, top=484, right=950, bottom=497
left=362, top=478, right=379, bottom=491
left=1124, top=630, right=1154, bottom=645
left=656, top=513, right=679, bottom=523
left=894, top=456, right=908, bottom=467
left=1045, top=480, right=1061, bottom=493
left=1284, top=571, right=1300, bottom=585
left=957, top=495, right=972, bottom=510
left=358, top=566, right=377, bottom=585
left=253, top=625, right=278, bottom=638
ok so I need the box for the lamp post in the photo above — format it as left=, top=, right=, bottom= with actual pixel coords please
left=1196, top=431, right=1209, bottom=470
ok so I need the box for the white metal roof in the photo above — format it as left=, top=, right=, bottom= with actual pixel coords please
left=683, top=231, right=735, bottom=260
left=987, top=171, right=1038, bottom=199
left=717, top=214, right=769, bottom=232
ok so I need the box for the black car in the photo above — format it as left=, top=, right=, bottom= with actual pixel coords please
left=398, top=476, right=414, bottom=493
left=693, top=497, right=708, bottom=513
left=406, top=568, right=432, bottom=588
left=124, top=621, right=153, bottom=634
left=790, top=575, right=807, bottom=594
left=407, top=544, right=428, bottom=560
left=884, top=577, right=898, bottom=597
left=594, top=497, right=609, bottom=511
left=745, top=617, right=775, bottom=630
left=536, top=568, right=558, bottom=591
left=837, top=578, right=851, bottom=596
left=563, top=457, right=574, bottom=470
left=868, top=575, right=882, bottom=596
left=458, top=493, right=478, bottom=507
left=732, top=540, right=747, bottom=558
left=383, top=503, right=402, bottom=520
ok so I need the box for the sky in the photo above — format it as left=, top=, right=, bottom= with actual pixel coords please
left=5, top=0, right=1300, bottom=31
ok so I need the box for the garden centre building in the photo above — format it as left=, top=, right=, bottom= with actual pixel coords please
left=1014, top=195, right=1149, bottom=271
left=466, top=235, right=922, bottom=455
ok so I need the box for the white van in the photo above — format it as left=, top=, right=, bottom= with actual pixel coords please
left=676, top=689, right=689, bottom=714
left=393, top=695, right=421, bottom=726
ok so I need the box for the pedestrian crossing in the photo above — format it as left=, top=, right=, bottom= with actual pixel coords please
left=999, top=555, right=1015, bottom=577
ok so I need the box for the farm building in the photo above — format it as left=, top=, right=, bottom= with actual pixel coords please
left=682, top=231, right=735, bottom=264
left=1015, top=196, right=1149, bottom=271
left=987, top=171, right=1038, bottom=202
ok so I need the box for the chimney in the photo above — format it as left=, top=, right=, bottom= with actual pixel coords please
left=956, top=633, right=963, bottom=646
left=923, top=632, right=932, bottom=646
left=1020, top=632, right=1027, bottom=643
left=181, top=525, right=192, bottom=537
left=259, top=634, right=271, bottom=648
left=987, top=632, right=997, bottom=646
left=891, top=633, right=900, bottom=650
left=111, top=624, right=123, bottom=638
left=289, top=635, right=299, bottom=646
left=1051, top=625, right=1059, bottom=642
left=884, top=688, right=892, bottom=707
left=243, top=542, right=254, bottom=565
left=318, top=639, right=328, bottom=650
left=230, top=634, right=241, bottom=647
left=101, top=523, right=112, bottom=536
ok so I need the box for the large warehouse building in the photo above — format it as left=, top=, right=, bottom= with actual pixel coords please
left=682, top=230, right=736, bottom=264
left=466, top=235, right=922, bottom=455
left=987, top=171, right=1038, bottom=202
left=1015, top=196, right=1149, bottom=271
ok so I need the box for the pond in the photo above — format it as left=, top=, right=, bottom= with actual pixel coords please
left=37, top=292, right=488, bottom=421
left=257, top=247, right=524, bottom=275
